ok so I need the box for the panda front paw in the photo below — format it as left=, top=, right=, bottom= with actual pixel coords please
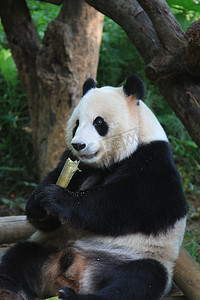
left=38, top=184, right=70, bottom=219
left=26, top=188, right=46, bottom=221
left=26, top=184, right=69, bottom=230
left=59, top=287, right=79, bottom=300
left=27, top=184, right=67, bottom=217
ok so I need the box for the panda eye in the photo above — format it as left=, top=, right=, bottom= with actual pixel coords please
left=94, top=116, right=104, bottom=126
left=93, top=116, right=108, bottom=136
left=72, top=119, right=79, bottom=137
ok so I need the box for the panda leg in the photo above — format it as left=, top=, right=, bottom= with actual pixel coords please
left=0, top=241, right=49, bottom=300
left=58, top=259, right=168, bottom=300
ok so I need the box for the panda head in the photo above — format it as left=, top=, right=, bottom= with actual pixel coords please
left=66, top=75, right=167, bottom=168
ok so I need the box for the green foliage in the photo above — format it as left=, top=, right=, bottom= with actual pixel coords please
left=0, top=196, right=26, bottom=212
left=0, top=49, right=35, bottom=196
left=97, top=1, right=200, bottom=86
left=169, top=136, right=200, bottom=197
left=167, top=0, right=200, bottom=13
left=0, top=1, right=61, bottom=198
left=97, top=17, right=145, bottom=87
left=184, top=230, right=200, bottom=263
left=0, top=48, right=18, bottom=86
left=0, top=23, right=8, bottom=49
left=0, top=0, right=61, bottom=47
left=27, top=0, right=61, bottom=42
left=166, top=0, right=200, bottom=31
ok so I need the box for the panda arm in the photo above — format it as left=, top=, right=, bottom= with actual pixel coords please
left=37, top=164, right=187, bottom=236
left=26, top=149, right=74, bottom=231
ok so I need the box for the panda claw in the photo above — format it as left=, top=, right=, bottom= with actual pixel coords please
left=59, top=287, right=78, bottom=300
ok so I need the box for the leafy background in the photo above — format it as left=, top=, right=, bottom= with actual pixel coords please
left=0, top=0, right=199, bottom=268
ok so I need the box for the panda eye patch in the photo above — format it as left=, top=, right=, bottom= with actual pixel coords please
left=93, top=116, right=108, bottom=136
left=72, top=119, right=79, bottom=137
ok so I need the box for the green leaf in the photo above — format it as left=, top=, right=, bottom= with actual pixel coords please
left=0, top=49, right=18, bottom=86
left=166, top=0, right=200, bottom=13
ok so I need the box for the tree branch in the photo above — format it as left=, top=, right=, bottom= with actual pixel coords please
left=137, top=0, right=187, bottom=53
left=158, top=77, right=200, bottom=147
left=85, top=0, right=160, bottom=64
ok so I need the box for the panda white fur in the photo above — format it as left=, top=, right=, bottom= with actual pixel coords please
left=0, top=75, right=188, bottom=300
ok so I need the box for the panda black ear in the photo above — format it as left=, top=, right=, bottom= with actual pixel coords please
left=83, top=78, right=96, bottom=96
left=123, top=75, right=145, bottom=99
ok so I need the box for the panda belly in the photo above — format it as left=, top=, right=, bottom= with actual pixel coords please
left=75, top=216, right=185, bottom=273
left=42, top=217, right=186, bottom=296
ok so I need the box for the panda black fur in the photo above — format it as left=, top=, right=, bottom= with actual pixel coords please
left=0, top=75, right=188, bottom=300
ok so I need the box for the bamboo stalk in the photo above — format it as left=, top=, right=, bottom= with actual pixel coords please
left=56, top=158, right=80, bottom=188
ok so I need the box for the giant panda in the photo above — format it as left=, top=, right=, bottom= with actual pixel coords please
left=0, top=75, right=188, bottom=300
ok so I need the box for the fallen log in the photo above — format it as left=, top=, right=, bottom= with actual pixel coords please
left=0, top=216, right=35, bottom=244
left=174, top=247, right=200, bottom=300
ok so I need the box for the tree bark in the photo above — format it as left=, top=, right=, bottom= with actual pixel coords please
left=0, top=0, right=103, bottom=179
left=85, top=0, right=200, bottom=148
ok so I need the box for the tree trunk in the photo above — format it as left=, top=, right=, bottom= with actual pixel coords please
left=85, top=0, right=200, bottom=148
left=0, top=0, right=104, bottom=179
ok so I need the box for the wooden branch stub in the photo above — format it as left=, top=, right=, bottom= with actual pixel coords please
left=145, top=50, right=185, bottom=83
left=0, top=216, right=35, bottom=244
left=185, top=20, right=200, bottom=77
left=174, top=247, right=200, bottom=300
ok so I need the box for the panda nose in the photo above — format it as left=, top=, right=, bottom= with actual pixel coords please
left=72, top=143, right=86, bottom=151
